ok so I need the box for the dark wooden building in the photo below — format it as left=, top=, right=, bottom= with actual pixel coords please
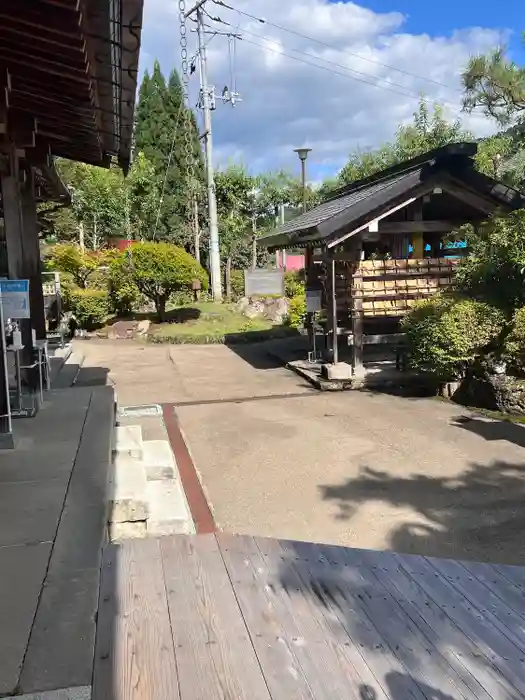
left=0, top=0, right=144, bottom=446
left=260, top=143, right=525, bottom=374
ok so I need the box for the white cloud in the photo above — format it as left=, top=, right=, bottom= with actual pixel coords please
left=139, top=0, right=506, bottom=178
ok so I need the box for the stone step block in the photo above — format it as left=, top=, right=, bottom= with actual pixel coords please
left=112, top=424, right=143, bottom=459
left=142, top=440, right=176, bottom=481
left=146, top=480, right=194, bottom=536
left=109, top=454, right=148, bottom=523
left=110, top=520, right=147, bottom=541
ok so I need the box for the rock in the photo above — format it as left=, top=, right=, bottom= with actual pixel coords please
left=136, top=319, right=151, bottom=336
left=236, top=296, right=289, bottom=323
left=107, top=320, right=138, bottom=339
left=458, top=371, right=525, bottom=415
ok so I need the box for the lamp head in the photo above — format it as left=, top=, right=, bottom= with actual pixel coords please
left=293, top=147, right=312, bottom=162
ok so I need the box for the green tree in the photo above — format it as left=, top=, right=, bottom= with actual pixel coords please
left=124, top=152, right=160, bottom=241
left=462, top=36, right=525, bottom=127
left=112, top=242, right=208, bottom=321
left=337, top=99, right=473, bottom=187
left=133, top=62, right=205, bottom=248
left=49, top=244, right=104, bottom=288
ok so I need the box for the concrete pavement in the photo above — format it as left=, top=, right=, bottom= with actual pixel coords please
left=79, top=338, right=525, bottom=565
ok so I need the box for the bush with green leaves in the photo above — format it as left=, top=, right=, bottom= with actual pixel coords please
left=67, top=288, right=109, bottom=330
left=455, top=211, right=525, bottom=315
left=503, top=307, right=525, bottom=374
left=286, top=293, right=307, bottom=329
left=111, top=242, right=208, bottom=321
left=230, top=269, right=245, bottom=300
left=284, top=270, right=305, bottom=298
left=401, top=295, right=505, bottom=380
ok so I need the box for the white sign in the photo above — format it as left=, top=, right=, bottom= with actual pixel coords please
left=244, top=269, right=285, bottom=297
left=0, top=280, right=30, bottom=319
left=306, top=288, right=322, bottom=313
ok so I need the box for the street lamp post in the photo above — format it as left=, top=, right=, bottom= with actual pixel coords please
left=293, top=147, right=311, bottom=213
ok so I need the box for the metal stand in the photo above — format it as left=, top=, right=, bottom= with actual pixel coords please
left=8, top=344, right=38, bottom=418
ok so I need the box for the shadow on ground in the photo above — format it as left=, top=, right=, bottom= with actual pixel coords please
left=452, top=414, right=525, bottom=449
left=225, top=330, right=305, bottom=369
left=319, top=459, right=525, bottom=565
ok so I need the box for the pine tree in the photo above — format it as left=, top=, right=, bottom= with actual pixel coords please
left=134, top=61, right=205, bottom=248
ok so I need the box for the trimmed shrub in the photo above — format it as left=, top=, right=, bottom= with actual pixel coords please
left=67, top=288, right=109, bottom=330
left=401, top=295, right=505, bottom=380
left=111, top=242, right=209, bottom=321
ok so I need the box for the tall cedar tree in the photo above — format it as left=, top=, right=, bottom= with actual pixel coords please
left=134, top=61, right=205, bottom=246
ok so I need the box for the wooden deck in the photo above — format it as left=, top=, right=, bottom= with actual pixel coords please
left=93, top=534, right=525, bottom=700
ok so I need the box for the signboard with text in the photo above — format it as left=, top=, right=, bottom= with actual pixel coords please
left=0, top=280, right=30, bottom=319
left=244, top=269, right=285, bottom=297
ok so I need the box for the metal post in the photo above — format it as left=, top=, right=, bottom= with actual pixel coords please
left=331, top=258, right=338, bottom=364
left=0, top=287, right=13, bottom=439
left=196, top=6, right=222, bottom=301
left=301, top=159, right=307, bottom=213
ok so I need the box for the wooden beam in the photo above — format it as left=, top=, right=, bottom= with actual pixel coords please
left=378, top=220, right=468, bottom=234
left=0, top=48, right=89, bottom=80
left=442, top=178, right=496, bottom=215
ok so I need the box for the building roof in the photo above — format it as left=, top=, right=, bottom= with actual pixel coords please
left=1, top=0, right=144, bottom=172
left=260, top=143, right=525, bottom=251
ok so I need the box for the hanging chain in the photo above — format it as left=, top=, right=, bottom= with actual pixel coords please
left=179, top=0, right=197, bottom=233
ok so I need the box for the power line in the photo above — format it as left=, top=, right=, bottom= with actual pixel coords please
left=221, top=23, right=430, bottom=102
left=239, top=35, right=469, bottom=118
left=212, top=0, right=461, bottom=93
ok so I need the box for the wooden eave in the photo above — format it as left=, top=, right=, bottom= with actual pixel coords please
left=1, top=0, right=143, bottom=172
left=259, top=143, right=525, bottom=252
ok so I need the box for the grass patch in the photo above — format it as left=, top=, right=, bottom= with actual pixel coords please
left=149, top=302, right=296, bottom=345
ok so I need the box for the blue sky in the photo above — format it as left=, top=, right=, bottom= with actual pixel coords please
left=142, top=0, right=520, bottom=178
left=356, top=0, right=524, bottom=59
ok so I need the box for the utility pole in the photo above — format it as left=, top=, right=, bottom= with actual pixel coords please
left=192, top=2, right=222, bottom=301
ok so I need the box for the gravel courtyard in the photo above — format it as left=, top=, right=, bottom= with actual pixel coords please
left=81, top=339, right=525, bottom=564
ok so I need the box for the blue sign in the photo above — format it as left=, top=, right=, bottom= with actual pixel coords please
left=0, top=280, right=30, bottom=319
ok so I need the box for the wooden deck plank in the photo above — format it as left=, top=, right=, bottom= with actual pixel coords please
left=427, top=557, right=525, bottom=654
left=216, top=534, right=317, bottom=700
left=92, top=540, right=180, bottom=700
left=220, top=533, right=388, bottom=700
left=461, top=561, right=525, bottom=621
left=354, top=549, right=510, bottom=700
left=160, top=534, right=271, bottom=700
left=291, top=541, right=486, bottom=700
left=332, top=547, right=491, bottom=700
left=217, top=533, right=327, bottom=700
left=394, top=553, right=525, bottom=697
left=273, top=539, right=430, bottom=700
left=492, top=563, right=525, bottom=589
left=252, top=537, right=391, bottom=700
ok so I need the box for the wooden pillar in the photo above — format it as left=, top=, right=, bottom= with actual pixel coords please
left=0, top=159, right=14, bottom=446
left=351, top=241, right=364, bottom=375
left=1, top=147, right=37, bottom=389
left=22, top=166, right=46, bottom=340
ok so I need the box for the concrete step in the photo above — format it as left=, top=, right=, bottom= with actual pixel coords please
left=142, top=440, right=176, bottom=481
left=109, top=453, right=149, bottom=523
left=112, top=424, right=143, bottom=459
left=146, top=480, right=194, bottom=536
